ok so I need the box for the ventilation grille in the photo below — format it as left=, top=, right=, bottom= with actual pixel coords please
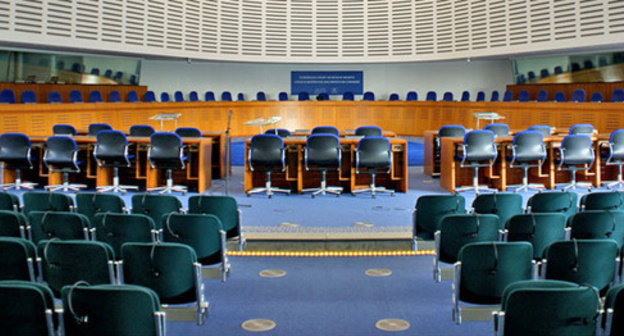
left=0, top=0, right=622, bottom=62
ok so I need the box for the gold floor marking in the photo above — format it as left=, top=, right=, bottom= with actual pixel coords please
left=241, top=319, right=276, bottom=332
left=259, top=269, right=287, bottom=278
left=353, top=222, right=374, bottom=227
left=365, top=268, right=392, bottom=277
left=375, top=318, right=410, bottom=331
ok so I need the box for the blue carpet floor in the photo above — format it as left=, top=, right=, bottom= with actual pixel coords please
left=171, top=255, right=491, bottom=336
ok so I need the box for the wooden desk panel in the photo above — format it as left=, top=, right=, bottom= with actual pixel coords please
left=244, top=137, right=408, bottom=193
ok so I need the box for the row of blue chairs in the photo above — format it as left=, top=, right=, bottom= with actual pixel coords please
left=516, top=58, right=618, bottom=84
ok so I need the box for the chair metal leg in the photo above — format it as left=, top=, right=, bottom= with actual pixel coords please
left=246, top=171, right=290, bottom=198
left=302, top=171, right=343, bottom=197
left=0, top=169, right=37, bottom=190
left=45, top=173, right=86, bottom=192
left=561, top=168, right=592, bottom=191
left=351, top=173, right=394, bottom=198
left=606, top=165, right=624, bottom=189
left=454, top=167, right=497, bottom=194
left=147, top=169, right=187, bottom=194
left=513, top=166, right=544, bottom=192
left=97, top=167, right=139, bottom=194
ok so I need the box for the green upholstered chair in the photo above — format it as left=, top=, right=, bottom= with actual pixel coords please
left=162, top=213, right=230, bottom=280
left=471, top=193, right=523, bottom=231
left=569, top=210, right=624, bottom=248
left=39, top=240, right=116, bottom=297
left=0, top=191, right=20, bottom=211
left=28, top=211, right=91, bottom=244
left=506, top=213, right=567, bottom=260
left=544, top=239, right=618, bottom=293
left=0, top=210, right=29, bottom=239
left=453, top=241, right=534, bottom=324
left=131, top=194, right=183, bottom=232
left=0, top=280, right=58, bottom=336
left=188, top=195, right=245, bottom=251
left=76, top=192, right=126, bottom=225
left=120, top=242, right=208, bottom=325
left=434, top=214, right=499, bottom=282
left=580, top=191, right=624, bottom=211
left=61, top=283, right=165, bottom=336
left=527, top=191, right=578, bottom=219
left=0, top=237, right=37, bottom=281
left=94, top=213, right=156, bottom=258
left=413, top=194, right=466, bottom=248
left=22, top=191, right=74, bottom=215
left=605, top=284, right=624, bottom=335
left=494, top=280, right=600, bottom=336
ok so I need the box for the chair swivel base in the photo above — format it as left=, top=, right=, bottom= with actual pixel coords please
left=246, top=184, right=291, bottom=198
left=352, top=185, right=394, bottom=198
left=606, top=179, right=624, bottom=189
left=97, top=184, right=139, bottom=193
left=511, top=168, right=545, bottom=192
left=0, top=180, right=37, bottom=191
left=560, top=181, right=593, bottom=192
left=148, top=184, right=187, bottom=195
left=454, top=167, right=496, bottom=194
left=45, top=182, right=87, bottom=192
left=303, top=186, right=343, bottom=197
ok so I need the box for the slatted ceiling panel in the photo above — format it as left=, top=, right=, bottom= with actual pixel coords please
left=241, top=0, right=263, bottom=56
left=316, top=0, right=339, bottom=57
left=290, top=0, right=313, bottom=57
left=414, top=0, right=434, bottom=54
left=390, top=0, right=412, bottom=56
left=342, top=0, right=364, bottom=57
left=553, top=0, right=577, bottom=40
left=125, top=0, right=146, bottom=46
left=530, top=0, right=552, bottom=43
left=219, top=0, right=240, bottom=55
left=101, top=0, right=122, bottom=44
left=200, top=0, right=218, bottom=53
left=166, top=0, right=183, bottom=50
left=14, top=0, right=42, bottom=34
left=75, top=0, right=98, bottom=40
left=184, top=0, right=200, bottom=52
left=454, top=1, right=469, bottom=52
left=508, top=0, right=528, bottom=46
left=146, top=0, right=165, bottom=48
left=367, top=1, right=389, bottom=57
left=46, top=1, right=71, bottom=38
left=0, top=1, right=9, bottom=31
left=435, top=0, right=453, bottom=54
left=488, top=0, right=507, bottom=48
left=470, top=0, right=487, bottom=50
left=578, top=0, right=604, bottom=37
left=265, top=1, right=287, bottom=57
left=608, top=0, right=624, bottom=34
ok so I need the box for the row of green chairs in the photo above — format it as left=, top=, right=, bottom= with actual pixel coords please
left=0, top=280, right=166, bottom=336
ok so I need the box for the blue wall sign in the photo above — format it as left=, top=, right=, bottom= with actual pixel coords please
left=291, top=71, right=363, bottom=95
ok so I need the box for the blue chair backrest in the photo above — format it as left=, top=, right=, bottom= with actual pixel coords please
left=21, top=90, right=36, bottom=103
left=160, top=92, right=170, bottom=102
left=144, top=91, right=156, bottom=102
left=127, top=91, right=139, bottom=102
left=518, top=90, right=530, bottom=102
left=89, top=90, right=102, bottom=103
left=571, top=63, right=581, bottom=72
left=388, top=93, right=399, bottom=101
left=188, top=91, right=198, bottom=102
left=363, top=92, right=375, bottom=101
left=503, top=90, right=513, bottom=102
left=516, top=74, right=526, bottom=84
left=221, top=91, right=232, bottom=101
left=109, top=90, right=121, bottom=102
left=204, top=91, right=215, bottom=101
left=569, top=124, right=594, bottom=136
left=527, top=71, right=536, bottom=80
left=590, top=92, right=603, bottom=102
left=90, top=68, right=100, bottom=75
left=554, top=66, right=563, bottom=74
left=256, top=91, right=266, bottom=101
left=536, top=90, right=548, bottom=102
left=612, top=89, right=624, bottom=102
left=475, top=91, right=485, bottom=102
left=406, top=91, right=418, bottom=101
left=461, top=91, right=470, bottom=102
left=442, top=92, right=453, bottom=101
left=0, top=89, right=15, bottom=104
left=278, top=92, right=288, bottom=101
left=553, top=92, right=566, bottom=102
left=342, top=92, right=353, bottom=101
left=48, top=91, right=62, bottom=103
left=129, top=75, right=138, bottom=85
left=426, top=91, right=437, bottom=101
left=490, top=91, right=500, bottom=102
left=113, top=71, right=123, bottom=80
left=174, top=91, right=184, bottom=102
left=237, top=93, right=245, bottom=101
left=69, top=90, right=83, bottom=103
left=298, top=92, right=309, bottom=101
left=103, top=69, right=112, bottom=77
left=317, top=93, right=329, bottom=101
left=583, top=60, right=594, bottom=69
left=540, top=69, right=549, bottom=78
left=571, top=89, right=586, bottom=102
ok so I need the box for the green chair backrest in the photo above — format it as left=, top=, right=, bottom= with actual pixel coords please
left=414, top=194, right=466, bottom=240
left=439, top=214, right=499, bottom=264
left=545, top=239, right=618, bottom=292
left=39, top=240, right=115, bottom=297
left=22, top=192, right=73, bottom=215
left=76, top=193, right=126, bottom=224
left=188, top=195, right=240, bottom=238
left=0, top=210, right=28, bottom=239
left=121, top=242, right=197, bottom=304
left=29, top=211, right=90, bottom=244
left=0, top=280, right=56, bottom=336
left=570, top=210, right=624, bottom=248
left=527, top=191, right=578, bottom=219
left=0, top=191, right=20, bottom=211
left=131, top=194, right=182, bottom=230
left=507, top=213, right=567, bottom=259
left=94, top=213, right=155, bottom=259
left=502, top=280, right=599, bottom=336
left=163, top=213, right=223, bottom=265
left=580, top=191, right=624, bottom=211
left=606, top=284, right=624, bottom=336
left=0, top=237, right=36, bottom=281
left=62, top=283, right=161, bottom=336
left=457, top=241, right=533, bottom=304
left=472, top=193, right=523, bottom=230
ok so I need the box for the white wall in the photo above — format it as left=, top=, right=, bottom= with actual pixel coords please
left=140, top=59, right=514, bottom=101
